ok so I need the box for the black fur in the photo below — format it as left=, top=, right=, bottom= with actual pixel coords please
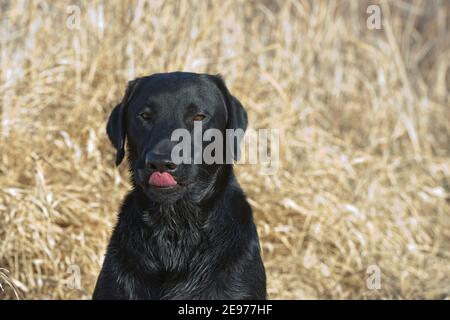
left=93, top=72, right=266, bottom=300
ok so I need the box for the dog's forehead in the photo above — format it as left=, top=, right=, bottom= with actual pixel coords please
left=132, top=73, right=224, bottom=110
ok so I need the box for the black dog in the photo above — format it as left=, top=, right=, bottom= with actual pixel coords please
left=93, top=72, right=266, bottom=299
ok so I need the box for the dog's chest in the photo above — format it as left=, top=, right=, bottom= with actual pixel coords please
left=144, top=211, right=207, bottom=273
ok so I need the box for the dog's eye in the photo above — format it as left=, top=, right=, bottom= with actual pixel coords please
left=192, top=114, right=206, bottom=121
left=139, top=111, right=151, bottom=121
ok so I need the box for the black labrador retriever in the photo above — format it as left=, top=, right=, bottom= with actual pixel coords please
left=93, top=72, right=266, bottom=299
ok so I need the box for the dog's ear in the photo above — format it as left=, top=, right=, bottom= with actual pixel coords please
left=107, top=78, right=141, bottom=166
left=209, top=74, right=248, bottom=161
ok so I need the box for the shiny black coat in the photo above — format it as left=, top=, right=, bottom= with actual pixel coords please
left=93, top=72, right=266, bottom=300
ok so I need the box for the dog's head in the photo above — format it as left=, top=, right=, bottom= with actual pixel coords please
left=106, top=72, right=247, bottom=203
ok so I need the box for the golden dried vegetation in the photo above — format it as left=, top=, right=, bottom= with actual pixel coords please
left=0, top=0, right=449, bottom=299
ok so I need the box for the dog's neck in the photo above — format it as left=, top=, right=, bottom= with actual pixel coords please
left=115, top=163, right=242, bottom=276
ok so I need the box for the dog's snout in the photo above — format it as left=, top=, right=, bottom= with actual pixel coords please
left=144, top=138, right=179, bottom=172
left=145, top=154, right=177, bottom=173
left=149, top=161, right=177, bottom=173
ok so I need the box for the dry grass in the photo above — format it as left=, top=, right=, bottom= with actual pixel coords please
left=0, top=0, right=449, bottom=300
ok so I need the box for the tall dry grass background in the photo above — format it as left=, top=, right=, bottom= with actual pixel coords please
left=0, top=0, right=449, bottom=299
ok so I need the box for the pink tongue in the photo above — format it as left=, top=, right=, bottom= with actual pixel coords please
left=149, top=172, right=177, bottom=187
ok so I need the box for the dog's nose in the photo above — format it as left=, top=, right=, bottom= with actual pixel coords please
left=149, top=161, right=177, bottom=172
left=145, top=154, right=177, bottom=173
